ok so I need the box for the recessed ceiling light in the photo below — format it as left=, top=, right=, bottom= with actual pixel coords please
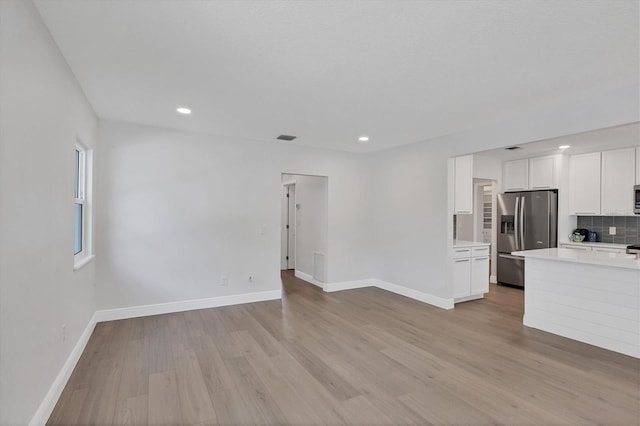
left=358, top=135, right=370, bottom=143
left=559, top=145, right=570, bottom=149
left=176, top=107, right=192, bottom=115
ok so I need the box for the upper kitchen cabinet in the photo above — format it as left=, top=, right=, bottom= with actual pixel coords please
left=601, top=147, right=636, bottom=215
left=503, top=159, right=528, bottom=192
left=569, top=152, right=601, bottom=215
left=503, top=156, right=558, bottom=191
left=454, top=155, right=473, bottom=214
left=528, top=156, right=557, bottom=190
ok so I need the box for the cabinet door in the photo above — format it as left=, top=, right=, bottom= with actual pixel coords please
left=454, top=155, right=473, bottom=214
left=503, top=159, right=529, bottom=191
left=592, top=247, right=626, bottom=254
left=601, top=148, right=635, bottom=215
left=569, top=152, right=601, bottom=215
left=452, top=258, right=471, bottom=298
left=529, top=156, right=556, bottom=189
left=470, top=256, right=489, bottom=295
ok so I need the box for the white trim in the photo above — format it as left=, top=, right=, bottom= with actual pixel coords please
left=490, top=275, right=498, bottom=284
left=374, top=279, right=455, bottom=310
left=295, top=273, right=454, bottom=310
left=281, top=179, right=297, bottom=186
left=294, top=270, right=324, bottom=289
left=30, top=313, right=98, bottom=426
left=73, top=254, right=95, bottom=271
left=324, top=279, right=372, bottom=292
left=454, top=294, right=484, bottom=303
left=94, top=290, right=282, bottom=323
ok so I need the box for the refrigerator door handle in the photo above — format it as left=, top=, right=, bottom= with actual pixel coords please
left=520, top=196, right=525, bottom=250
left=514, top=196, right=520, bottom=250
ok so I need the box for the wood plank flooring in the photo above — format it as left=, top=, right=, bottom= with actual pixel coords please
left=48, top=271, right=640, bottom=425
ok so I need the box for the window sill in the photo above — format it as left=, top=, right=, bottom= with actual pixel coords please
left=74, top=254, right=95, bottom=271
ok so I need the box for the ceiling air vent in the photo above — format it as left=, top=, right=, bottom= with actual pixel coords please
left=276, top=134, right=297, bottom=141
left=505, top=146, right=521, bottom=150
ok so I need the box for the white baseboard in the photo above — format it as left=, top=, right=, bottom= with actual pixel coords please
left=94, top=290, right=282, bottom=322
left=294, top=272, right=454, bottom=310
left=374, top=279, right=455, bottom=310
left=490, top=275, right=497, bottom=284
left=294, top=270, right=324, bottom=289
left=324, top=279, right=372, bottom=292
left=30, top=312, right=98, bottom=426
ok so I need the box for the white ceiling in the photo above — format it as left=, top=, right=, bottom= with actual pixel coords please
left=34, top=0, right=639, bottom=153
left=475, top=122, right=640, bottom=160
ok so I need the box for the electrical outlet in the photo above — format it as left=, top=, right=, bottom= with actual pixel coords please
left=249, top=275, right=254, bottom=282
left=221, top=276, right=229, bottom=286
left=609, top=226, right=617, bottom=235
left=61, top=324, right=67, bottom=342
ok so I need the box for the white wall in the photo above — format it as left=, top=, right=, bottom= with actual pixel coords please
left=96, top=121, right=371, bottom=309
left=0, top=1, right=99, bottom=424
left=282, top=174, right=328, bottom=281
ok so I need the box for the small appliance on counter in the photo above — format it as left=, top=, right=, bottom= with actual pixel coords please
left=635, top=185, right=640, bottom=214
left=569, top=228, right=589, bottom=242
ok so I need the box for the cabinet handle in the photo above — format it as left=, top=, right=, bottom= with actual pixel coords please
left=474, top=257, right=489, bottom=261
left=531, top=185, right=551, bottom=189
left=573, top=212, right=597, bottom=215
left=454, top=259, right=470, bottom=263
left=457, top=210, right=471, bottom=214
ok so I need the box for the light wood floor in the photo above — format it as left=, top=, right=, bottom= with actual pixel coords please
left=49, top=271, right=640, bottom=425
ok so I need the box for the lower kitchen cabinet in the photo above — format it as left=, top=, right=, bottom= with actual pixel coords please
left=452, top=243, right=490, bottom=302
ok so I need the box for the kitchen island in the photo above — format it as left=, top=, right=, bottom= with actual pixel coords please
left=513, top=248, right=640, bottom=358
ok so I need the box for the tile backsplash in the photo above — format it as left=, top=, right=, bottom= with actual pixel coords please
left=576, top=216, right=640, bottom=244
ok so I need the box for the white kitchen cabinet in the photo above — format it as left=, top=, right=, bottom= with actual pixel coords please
left=470, top=256, right=490, bottom=295
left=559, top=243, right=590, bottom=252
left=592, top=247, right=627, bottom=254
left=503, top=159, right=529, bottom=192
left=529, top=156, right=556, bottom=190
left=601, top=148, right=635, bottom=215
left=454, top=155, right=473, bottom=214
left=560, top=243, right=627, bottom=254
left=569, top=152, right=601, bottom=215
left=452, top=243, right=490, bottom=302
left=452, top=258, right=471, bottom=299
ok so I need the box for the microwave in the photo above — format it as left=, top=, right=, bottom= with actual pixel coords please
left=636, top=185, right=640, bottom=214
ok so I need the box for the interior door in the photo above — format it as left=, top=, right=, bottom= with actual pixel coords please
left=286, top=185, right=296, bottom=269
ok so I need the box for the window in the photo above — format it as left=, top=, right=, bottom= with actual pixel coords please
left=74, top=142, right=93, bottom=268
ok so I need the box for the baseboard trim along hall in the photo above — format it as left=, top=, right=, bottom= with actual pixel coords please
left=94, top=290, right=282, bottom=323
left=294, top=270, right=324, bottom=289
left=374, top=279, right=455, bottom=310
left=295, top=274, right=454, bottom=310
left=30, top=312, right=98, bottom=426
left=324, top=279, right=372, bottom=292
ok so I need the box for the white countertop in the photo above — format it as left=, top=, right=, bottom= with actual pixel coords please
left=512, top=248, right=640, bottom=270
left=453, top=240, right=490, bottom=248
left=559, top=241, right=632, bottom=250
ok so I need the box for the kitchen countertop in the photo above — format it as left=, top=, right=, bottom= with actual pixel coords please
left=559, top=241, right=632, bottom=250
left=512, top=248, right=640, bottom=270
left=453, top=240, right=491, bottom=248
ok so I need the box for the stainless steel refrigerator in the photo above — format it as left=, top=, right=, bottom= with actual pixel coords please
left=497, top=190, right=558, bottom=287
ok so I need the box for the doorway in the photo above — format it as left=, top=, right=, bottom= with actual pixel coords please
left=281, top=181, right=296, bottom=270
left=280, top=174, right=328, bottom=287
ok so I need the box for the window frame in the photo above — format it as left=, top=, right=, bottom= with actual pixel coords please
left=74, top=140, right=94, bottom=270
